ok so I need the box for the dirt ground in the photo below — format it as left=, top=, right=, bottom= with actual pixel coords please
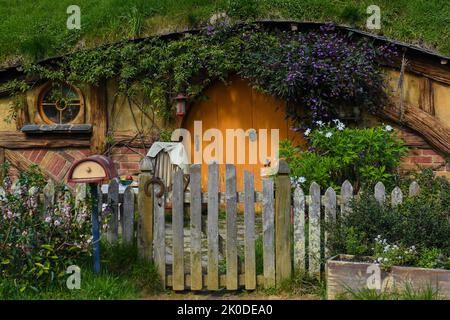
left=144, top=291, right=319, bottom=300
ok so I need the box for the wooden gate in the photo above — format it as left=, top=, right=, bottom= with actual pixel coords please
left=97, top=157, right=421, bottom=291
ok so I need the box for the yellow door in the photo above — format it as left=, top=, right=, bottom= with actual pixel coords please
left=182, top=76, right=305, bottom=191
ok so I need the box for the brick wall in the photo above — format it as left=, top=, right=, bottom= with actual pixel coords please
left=400, top=148, right=450, bottom=179
left=109, top=146, right=145, bottom=177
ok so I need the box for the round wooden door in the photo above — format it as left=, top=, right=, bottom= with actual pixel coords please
left=182, top=76, right=304, bottom=191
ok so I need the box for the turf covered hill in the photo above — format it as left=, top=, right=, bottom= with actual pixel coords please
left=0, top=0, right=448, bottom=67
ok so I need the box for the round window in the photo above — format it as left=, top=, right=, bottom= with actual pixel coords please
left=39, top=83, right=83, bottom=124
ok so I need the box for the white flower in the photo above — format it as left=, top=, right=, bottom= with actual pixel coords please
left=316, top=120, right=324, bottom=127
left=54, top=220, right=61, bottom=226
left=384, top=125, right=393, bottom=132
left=45, top=216, right=52, bottom=223
left=325, top=132, right=333, bottom=138
left=337, top=122, right=345, bottom=131
left=298, top=176, right=306, bottom=183
left=304, top=128, right=311, bottom=136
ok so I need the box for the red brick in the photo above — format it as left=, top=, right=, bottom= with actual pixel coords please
left=432, top=155, right=445, bottom=163
left=35, top=150, right=47, bottom=164
left=29, top=149, right=41, bottom=163
left=409, top=156, right=432, bottom=164
left=422, top=149, right=439, bottom=156
left=120, top=162, right=139, bottom=170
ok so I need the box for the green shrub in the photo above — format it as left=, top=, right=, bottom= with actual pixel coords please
left=281, top=122, right=407, bottom=191
left=326, top=171, right=450, bottom=269
left=0, top=163, right=92, bottom=291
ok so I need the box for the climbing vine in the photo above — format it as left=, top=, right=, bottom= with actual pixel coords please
left=1, top=22, right=396, bottom=130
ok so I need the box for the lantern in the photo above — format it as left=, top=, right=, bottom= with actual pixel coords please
left=174, top=94, right=187, bottom=116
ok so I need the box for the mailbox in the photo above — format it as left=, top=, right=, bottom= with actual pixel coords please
left=67, top=155, right=117, bottom=274
left=67, top=155, right=117, bottom=183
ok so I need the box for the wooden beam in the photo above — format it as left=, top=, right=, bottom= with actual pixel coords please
left=378, top=103, right=450, bottom=156
left=418, top=77, right=434, bottom=115
left=90, top=80, right=108, bottom=154
left=0, top=131, right=90, bottom=149
left=112, top=132, right=153, bottom=148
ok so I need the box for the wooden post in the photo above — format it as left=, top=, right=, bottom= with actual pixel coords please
left=137, top=157, right=154, bottom=260
left=275, top=160, right=291, bottom=285
left=207, top=162, right=219, bottom=290
left=262, top=178, right=275, bottom=287
left=172, top=170, right=185, bottom=291
left=122, top=185, right=135, bottom=244
left=225, top=164, right=238, bottom=290
left=293, top=186, right=305, bottom=272
left=309, top=182, right=321, bottom=276
left=189, top=164, right=202, bottom=290
left=244, top=171, right=256, bottom=290
left=90, top=80, right=108, bottom=154
left=106, top=178, right=119, bottom=244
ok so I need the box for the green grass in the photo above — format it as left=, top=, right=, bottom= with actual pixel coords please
left=0, top=0, right=448, bottom=67
left=0, top=241, right=163, bottom=300
left=337, top=283, right=443, bottom=300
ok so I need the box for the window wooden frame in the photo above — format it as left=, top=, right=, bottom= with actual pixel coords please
left=38, top=82, right=85, bottom=125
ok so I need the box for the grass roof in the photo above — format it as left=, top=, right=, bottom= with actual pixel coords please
left=0, top=0, right=448, bottom=67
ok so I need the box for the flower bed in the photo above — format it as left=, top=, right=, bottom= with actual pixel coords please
left=327, top=254, right=450, bottom=299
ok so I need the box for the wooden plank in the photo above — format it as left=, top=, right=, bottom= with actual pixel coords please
left=90, top=80, right=108, bottom=154
left=244, top=171, right=256, bottom=290
left=207, top=162, right=219, bottom=290
left=275, top=160, right=292, bottom=285
left=106, top=178, right=119, bottom=244
left=137, top=157, right=154, bottom=260
left=43, top=179, right=55, bottom=214
left=309, top=182, right=321, bottom=276
left=225, top=164, right=238, bottom=290
left=172, top=169, right=185, bottom=291
left=419, top=77, right=434, bottom=115
left=0, top=131, right=90, bottom=149
left=262, top=178, right=275, bottom=287
left=189, top=164, right=202, bottom=291
left=153, top=185, right=166, bottom=288
left=340, top=180, right=353, bottom=216
left=122, top=185, right=135, bottom=244
left=391, top=187, right=403, bottom=207
left=293, top=186, right=305, bottom=271
left=409, top=181, right=420, bottom=197
left=374, top=182, right=386, bottom=205
left=74, top=183, right=87, bottom=209
left=324, top=187, right=336, bottom=259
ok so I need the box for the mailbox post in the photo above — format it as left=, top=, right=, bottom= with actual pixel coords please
left=67, top=155, right=118, bottom=274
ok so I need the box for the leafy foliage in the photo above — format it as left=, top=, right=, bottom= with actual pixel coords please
left=0, top=164, right=92, bottom=291
left=281, top=122, right=407, bottom=190
left=6, top=23, right=394, bottom=127
left=326, top=171, right=450, bottom=269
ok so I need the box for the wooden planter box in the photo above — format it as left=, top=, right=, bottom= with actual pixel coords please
left=326, top=255, right=450, bottom=299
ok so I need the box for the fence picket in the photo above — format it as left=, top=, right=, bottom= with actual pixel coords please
left=244, top=171, right=256, bottom=290
left=391, top=187, right=403, bottom=207
left=293, top=186, right=306, bottom=271
left=226, top=164, right=238, bottom=290
left=340, top=180, right=353, bottom=216
left=324, top=187, right=336, bottom=259
left=74, top=183, right=87, bottom=209
left=107, top=178, right=119, bottom=244
left=262, top=178, right=275, bottom=287
left=309, top=182, right=321, bottom=276
left=153, top=185, right=166, bottom=289
left=172, top=169, right=185, bottom=291
left=43, top=179, right=55, bottom=214
left=207, top=162, right=219, bottom=290
left=374, top=182, right=386, bottom=204
left=275, top=160, right=292, bottom=285
left=409, top=181, right=420, bottom=197
left=190, top=164, right=202, bottom=290
left=122, top=185, right=134, bottom=244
